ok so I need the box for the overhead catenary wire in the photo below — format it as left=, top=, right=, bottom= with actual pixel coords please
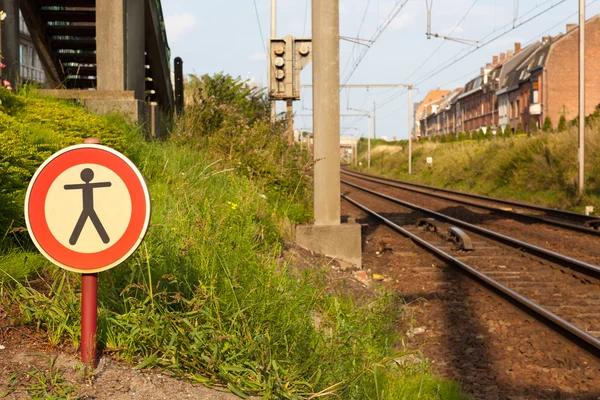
left=406, top=0, right=560, bottom=88
left=251, top=0, right=267, bottom=57
left=341, top=0, right=374, bottom=81
left=412, top=0, right=566, bottom=87
left=348, top=0, right=599, bottom=140
left=402, top=0, right=480, bottom=84
left=341, top=0, right=411, bottom=87
left=302, top=0, right=309, bottom=36
left=363, top=0, right=568, bottom=116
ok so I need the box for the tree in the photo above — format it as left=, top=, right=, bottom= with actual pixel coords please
left=542, top=117, right=553, bottom=132
left=558, top=115, right=567, bottom=131
left=485, top=125, right=494, bottom=140
left=529, top=120, right=538, bottom=135
left=515, top=122, right=525, bottom=134
left=503, top=124, right=512, bottom=136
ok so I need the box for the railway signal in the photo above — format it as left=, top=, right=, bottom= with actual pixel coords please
left=268, top=36, right=312, bottom=100
left=25, top=140, right=151, bottom=367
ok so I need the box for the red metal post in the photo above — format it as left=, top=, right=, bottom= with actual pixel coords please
left=81, top=136, right=100, bottom=368
left=81, top=273, right=98, bottom=367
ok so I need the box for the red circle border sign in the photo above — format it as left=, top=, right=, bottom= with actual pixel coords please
left=25, top=144, right=151, bottom=273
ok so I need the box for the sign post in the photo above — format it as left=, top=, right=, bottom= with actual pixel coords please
left=25, top=138, right=151, bottom=367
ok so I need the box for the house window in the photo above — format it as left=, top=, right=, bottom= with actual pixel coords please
left=531, top=80, right=539, bottom=104
left=516, top=100, right=520, bottom=116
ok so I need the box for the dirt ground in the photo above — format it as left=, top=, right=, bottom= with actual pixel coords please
left=0, top=316, right=242, bottom=399
left=340, top=188, right=600, bottom=400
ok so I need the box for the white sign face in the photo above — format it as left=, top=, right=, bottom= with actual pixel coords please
left=426, top=157, right=433, bottom=164
left=25, top=144, right=151, bottom=274
left=45, top=164, right=132, bottom=254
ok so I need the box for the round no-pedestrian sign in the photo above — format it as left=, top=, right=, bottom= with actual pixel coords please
left=25, top=144, right=151, bottom=273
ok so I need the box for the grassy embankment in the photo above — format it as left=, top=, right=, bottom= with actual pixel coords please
left=354, top=121, right=600, bottom=213
left=0, top=77, right=464, bottom=399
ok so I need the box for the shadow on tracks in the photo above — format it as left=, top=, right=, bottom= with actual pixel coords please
left=348, top=209, right=600, bottom=399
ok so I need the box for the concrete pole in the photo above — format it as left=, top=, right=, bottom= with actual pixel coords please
left=287, top=99, right=294, bottom=144
left=0, top=0, right=20, bottom=86
left=270, top=0, right=277, bottom=121
left=312, top=0, right=340, bottom=226
left=97, top=0, right=126, bottom=90
left=578, top=0, right=585, bottom=194
left=367, top=114, right=371, bottom=169
left=126, top=0, right=145, bottom=101
left=408, top=86, right=413, bottom=175
left=373, top=101, right=377, bottom=139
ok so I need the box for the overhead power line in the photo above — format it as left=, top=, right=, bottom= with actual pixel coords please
left=367, top=0, right=568, bottom=114
left=341, top=0, right=410, bottom=86
left=402, top=0, right=480, bottom=84
left=412, top=0, right=566, bottom=87
left=341, top=0, right=373, bottom=79
left=251, top=0, right=267, bottom=56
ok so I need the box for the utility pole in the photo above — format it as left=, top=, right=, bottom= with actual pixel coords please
left=296, top=0, right=361, bottom=268
left=578, top=0, right=585, bottom=194
left=367, top=114, right=372, bottom=168
left=313, top=0, right=340, bottom=226
left=408, top=86, right=413, bottom=175
left=373, top=101, right=377, bottom=139
left=270, top=0, right=277, bottom=121
left=287, top=99, right=294, bottom=144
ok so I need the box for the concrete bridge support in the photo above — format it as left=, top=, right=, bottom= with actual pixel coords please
left=15, top=0, right=171, bottom=135
left=96, top=0, right=145, bottom=100
left=0, top=0, right=21, bottom=86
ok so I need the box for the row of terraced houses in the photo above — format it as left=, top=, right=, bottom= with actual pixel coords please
left=414, top=16, right=600, bottom=138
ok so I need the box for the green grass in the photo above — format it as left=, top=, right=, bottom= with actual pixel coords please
left=355, top=123, right=600, bottom=213
left=0, top=87, right=465, bottom=399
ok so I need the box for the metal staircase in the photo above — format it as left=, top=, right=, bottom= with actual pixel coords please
left=20, top=0, right=169, bottom=105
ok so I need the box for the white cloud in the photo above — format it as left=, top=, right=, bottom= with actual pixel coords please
left=377, top=0, right=418, bottom=31
left=389, top=11, right=417, bottom=31
left=248, top=52, right=266, bottom=62
left=165, top=13, right=197, bottom=43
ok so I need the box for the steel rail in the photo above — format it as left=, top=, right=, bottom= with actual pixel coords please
left=341, top=170, right=600, bottom=236
left=341, top=193, right=600, bottom=354
left=342, top=180, right=600, bottom=277
left=342, top=168, right=596, bottom=224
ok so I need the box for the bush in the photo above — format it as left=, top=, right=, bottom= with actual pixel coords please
left=172, top=73, right=311, bottom=206
left=543, top=117, right=553, bottom=132
left=486, top=125, right=493, bottom=136
left=529, top=120, right=538, bottom=135
left=558, top=115, right=567, bottom=131
left=515, top=122, right=525, bottom=134
left=503, top=124, right=512, bottom=136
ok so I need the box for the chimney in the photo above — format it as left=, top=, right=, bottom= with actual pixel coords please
left=493, top=55, right=499, bottom=66
left=499, top=53, right=506, bottom=63
left=567, top=23, right=577, bottom=33
left=507, top=49, right=514, bottom=59
left=485, top=63, right=492, bottom=69
left=542, top=36, right=551, bottom=44
left=515, top=42, right=521, bottom=53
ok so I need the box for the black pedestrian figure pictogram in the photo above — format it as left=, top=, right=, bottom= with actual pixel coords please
left=64, top=168, right=112, bottom=245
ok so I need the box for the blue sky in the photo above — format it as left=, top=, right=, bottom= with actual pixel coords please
left=163, top=0, right=600, bottom=140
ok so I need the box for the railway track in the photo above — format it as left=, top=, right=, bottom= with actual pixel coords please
left=341, top=179, right=600, bottom=357
left=342, top=168, right=600, bottom=235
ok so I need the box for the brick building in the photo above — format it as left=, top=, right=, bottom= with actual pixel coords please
left=546, top=17, right=600, bottom=124
left=414, top=89, right=450, bottom=137
left=415, top=15, right=600, bottom=136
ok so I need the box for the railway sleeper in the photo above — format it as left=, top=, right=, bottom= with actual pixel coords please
left=583, top=219, right=600, bottom=230
left=417, top=218, right=474, bottom=251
